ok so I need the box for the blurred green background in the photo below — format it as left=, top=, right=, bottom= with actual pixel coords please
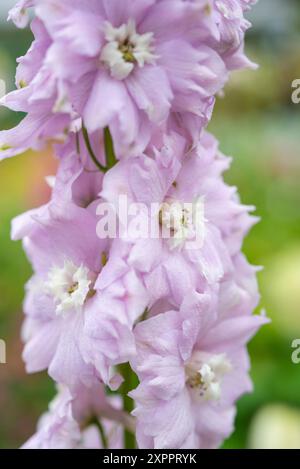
left=0, top=0, right=300, bottom=449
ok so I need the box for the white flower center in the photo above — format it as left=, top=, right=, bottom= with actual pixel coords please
left=46, top=260, right=95, bottom=315
left=185, top=352, right=232, bottom=401
left=159, top=197, right=206, bottom=250
left=100, top=19, right=158, bottom=80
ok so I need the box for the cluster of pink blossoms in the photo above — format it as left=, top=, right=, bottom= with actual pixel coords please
left=2, top=0, right=267, bottom=449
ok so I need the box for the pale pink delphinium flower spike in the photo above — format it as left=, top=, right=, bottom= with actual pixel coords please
left=0, top=0, right=263, bottom=450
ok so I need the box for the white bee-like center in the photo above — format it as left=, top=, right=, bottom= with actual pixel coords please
left=185, top=351, right=232, bottom=402
left=46, top=260, right=95, bottom=315
left=100, top=19, right=158, bottom=80
left=159, top=197, right=206, bottom=250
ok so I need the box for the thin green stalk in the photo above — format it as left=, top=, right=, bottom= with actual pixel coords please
left=82, top=125, right=107, bottom=173
left=90, top=417, right=108, bottom=449
left=84, top=416, right=108, bottom=449
left=75, top=131, right=81, bottom=155
left=97, top=420, right=109, bottom=449
left=104, top=127, right=118, bottom=170
left=119, top=363, right=137, bottom=449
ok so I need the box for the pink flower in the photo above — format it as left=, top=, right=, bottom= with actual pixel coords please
left=130, top=291, right=268, bottom=448
left=0, top=18, right=73, bottom=160
left=34, top=0, right=228, bottom=155
left=195, top=0, right=257, bottom=70
left=100, top=131, right=255, bottom=306
left=12, top=197, right=148, bottom=391
left=8, top=0, right=33, bottom=28
left=1, top=0, right=256, bottom=160
left=22, top=382, right=126, bottom=449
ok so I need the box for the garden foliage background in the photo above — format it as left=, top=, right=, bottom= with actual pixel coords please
left=0, top=0, right=300, bottom=449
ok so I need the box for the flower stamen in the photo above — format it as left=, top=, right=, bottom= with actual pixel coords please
left=45, top=260, right=96, bottom=315
left=185, top=352, right=232, bottom=402
left=100, top=20, right=158, bottom=80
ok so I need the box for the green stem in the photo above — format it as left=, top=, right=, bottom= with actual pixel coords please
left=82, top=125, right=107, bottom=173
left=75, top=131, right=81, bottom=155
left=85, top=417, right=108, bottom=449
left=119, top=363, right=136, bottom=449
left=97, top=421, right=109, bottom=449
left=104, top=127, right=118, bottom=170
